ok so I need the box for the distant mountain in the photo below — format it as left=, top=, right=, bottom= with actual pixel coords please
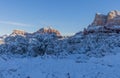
left=34, top=26, right=61, bottom=36
left=83, top=10, right=120, bottom=34
left=10, top=27, right=62, bottom=38
left=11, top=29, right=27, bottom=36
left=91, top=10, right=120, bottom=26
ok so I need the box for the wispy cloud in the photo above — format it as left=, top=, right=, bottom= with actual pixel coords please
left=0, top=20, right=33, bottom=27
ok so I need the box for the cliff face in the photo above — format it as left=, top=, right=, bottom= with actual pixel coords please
left=84, top=10, right=120, bottom=34
left=91, top=13, right=107, bottom=26
left=107, top=10, right=120, bottom=26
left=91, top=10, right=120, bottom=26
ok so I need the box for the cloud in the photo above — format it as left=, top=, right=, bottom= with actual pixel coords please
left=0, top=20, right=33, bottom=27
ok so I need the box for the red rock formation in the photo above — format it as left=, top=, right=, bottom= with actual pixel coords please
left=85, top=10, right=120, bottom=34
left=11, top=30, right=26, bottom=36
left=91, top=13, right=107, bottom=26
left=91, top=10, right=120, bottom=26
left=10, top=27, right=61, bottom=37
left=35, top=27, right=61, bottom=36
left=106, top=10, right=120, bottom=26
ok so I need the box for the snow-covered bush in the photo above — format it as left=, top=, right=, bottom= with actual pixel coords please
left=1, top=31, right=120, bottom=58
left=28, top=33, right=59, bottom=56
left=3, top=35, right=28, bottom=55
left=28, top=38, right=45, bottom=56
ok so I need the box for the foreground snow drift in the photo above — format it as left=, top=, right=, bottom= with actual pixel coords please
left=0, top=53, right=120, bottom=78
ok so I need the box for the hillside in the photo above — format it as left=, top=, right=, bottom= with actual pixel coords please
left=1, top=10, right=120, bottom=78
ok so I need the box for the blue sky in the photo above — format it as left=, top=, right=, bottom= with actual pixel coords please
left=0, top=0, right=120, bottom=35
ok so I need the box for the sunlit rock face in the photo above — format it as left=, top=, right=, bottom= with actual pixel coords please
left=34, top=27, right=61, bottom=36
left=107, top=10, right=120, bottom=26
left=0, top=39, right=4, bottom=44
left=9, top=27, right=62, bottom=39
left=11, top=30, right=26, bottom=36
left=91, top=13, right=107, bottom=26
left=84, top=10, right=120, bottom=34
left=91, top=10, right=120, bottom=26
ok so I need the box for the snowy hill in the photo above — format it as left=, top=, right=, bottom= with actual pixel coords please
left=1, top=10, right=120, bottom=78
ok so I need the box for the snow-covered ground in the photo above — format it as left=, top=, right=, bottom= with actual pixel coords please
left=1, top=26, right=120, bottom=78
left=0, top=53, right=120, bottom=78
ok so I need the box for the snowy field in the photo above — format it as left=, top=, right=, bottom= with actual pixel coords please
left=0, top=53, right=120, bottom=78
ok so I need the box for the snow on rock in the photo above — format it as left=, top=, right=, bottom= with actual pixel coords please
left=87, top=26, right=104, bottom=32
left=1, top=29, right=120, bottom=57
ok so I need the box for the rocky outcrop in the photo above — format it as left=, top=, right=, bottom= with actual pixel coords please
left=9, top=27, right=62, bottom=38
left=91, top=13, right=107, bottom=26
left=34, top=27, right=61, bottom=36
left=107, top=10, right=120, bottom=26
left=0, top=39, right=4, bottom=44
left=91, top=10, right=120, bottom=26
left=11, top=30, right=27, bottom=36
left=84, top=10, right=120, bottom=35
